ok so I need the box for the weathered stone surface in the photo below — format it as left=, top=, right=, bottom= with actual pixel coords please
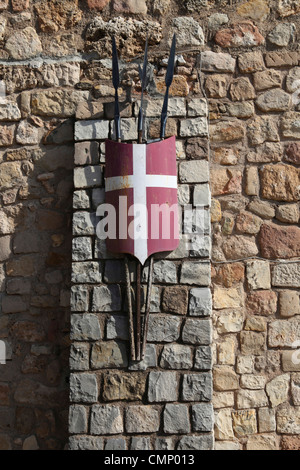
left=160, top=344, right=193, bottom=370
left=281, top=436, right=300, bottom=451
left=265, top=51, right=298, bottom=67
left=73, top=212, right=96, bottom=236
left=248, top=198, right=276, bottom=219
left=71, top=285, right=89, bottom=313
left=240, top=332, right=266, bottom=355
left=276, top=204, right=299, bottom=224
left=214, top=286, right=244, bottom=310
left=112, top=0, right=147, bottom=14
left=69, top=405, right=87, bottom=434
left=130, top=437, right=151, bottom=450
left=232, top=410, right=257, bottom=437
left=230, top=78, right=256, bottom=102
left=91, top=342, right=128, bottom=369
left=72, top=237, right=93, bottom=262
left=92, top=285, right=121, bottom=312
left=277, top=0, right=300, bottom=17
left=266, top=374, right=290, bottom=407
left=237, top=389, right=268, bottom=409
left=182, top=319, right=212, bottom=345
left=281, top=112, right=300, bottom=139
left=261, top=164, right=300, bottom=202
left=246, top=261, right=271, bottom=290
left=179, top=160, right=209, bottom=184
left=213, top=392, right=234, bottom=409
left=272, top=263, right=300, bottom=287
left=282, top=350, right=300, bottom=372
left=259, top=223, right=300, bottom=259
left=246, top=290, right=278, bottom=316
left=248, top=116, right=279, bottom=146
left=75, top=119, right=109, bottom=141
left=201, top=51, right=236, bottom=73
left=269, top=320, right=300, bottom=347
left=222, top=236, right=258, bottom=260
left=181, top=261, right=211, bottom=286
left=253, top=69, right=282, bottom=91
left=238, top=51, right=265, bottom=73
left=236, top=211, right=262, bottom=234
left=170, top=17, right=204, bottom=47
left=5, top=27, right=42, bottom=59
left=72, top=262, right=102, bottom=284
left=268, top=23, right=296, bottom=46
left=90, top=405, right=123, bottom=435
left=277, top=406, right=300, bottom=434
left=125, top=406, right=159, bottom=434
left=147, top=315, right=181, bottom=343
left=70, top=343, right=89, bottom=371
left=279, top=291, right=300, bottom=318
left=180, top=117, right=208, bottom=138
left=205, top=74, right=228, bottom=98
left=148, top=372, right=178, bottom=403
left=210, top=121, right=245, bottom=143
left=182, top=373, right=212, bottom=402
left=103, top=373, right=146, bottom=402
left=194, top=346, right=212, bottom=371
left=216, top=311, right=244, bottom=334
left=227, top=101, right=255, bottom=119
left=189, top=288, right=212, bottom=317
left=0, top=162, right=23, bottom=191
left=69, top=373, right=98, bottom=403
left=214, top=366, right=239, bottom=391
left=292, top=374, right=300, bottom=405
left=211, top=168, right=242, bottom=196
left=256, top=89, right=291, bottom=112
left=240, top=374, right=266, bottom=390
left=214, top=409, right=234, bottom=440
left=164, top=404, right=190, bottom=434
left=258, top=408, right=276, bottom=433
left=71, top=314, right=101, bottom=341
left=215, top=22, right=264, bottom=48
left=69, top=436, right=103, bottom=451
left=74, top=166, right=102, bottom=189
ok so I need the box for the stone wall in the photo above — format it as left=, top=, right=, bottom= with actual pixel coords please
left=0, top=0, right=299, bottom=451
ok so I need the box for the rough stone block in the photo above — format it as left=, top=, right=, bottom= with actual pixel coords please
left=92, top=285, right=122, bottom=312
left=147, top=315, right=181, bottom=343
left=72, top=261, right=102, bottom=284
left=69, top=405, right=88, bottom=434
left=90, top=405, right=123, bottom=435
left=181, top=261, right=211, bottom=286
left=70, top=343, right=90, bottom=371
left=163, top=404, right=190, bottom=434
left=182, top=373, right=213, bottom=402
left=189, top=288, right=212, bottom=317
left=91, top=341, right=128, bottom=369
left=74, top=166, right=102, bottom=189
left=69, top=436, right=104, bottom=451
left=179, top=160, right=209, bottom=184
left=194, top=346, right=212, bottom=371
left=70, top=285, right=89, bottom=313
left=148, top=372, right=178, bottom=402
left=70, top=373, right=98, bottom=403
left=192, top=403, right=214, bottom=432
left=72, top=237, right=93, bottom=262
left=182, top=319, right=212, bottom=345
left=71, top=314, right=101, bottom=341
left=75, top=120, right=110, bottom=141
left=177, top=434, right=213, bottom=451
left=160, top=344, right=193, bottom=370
left=125, top=406, right=160, bottom=434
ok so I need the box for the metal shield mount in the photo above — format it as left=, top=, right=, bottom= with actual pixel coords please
left=105, top=136, right=179, bottom=266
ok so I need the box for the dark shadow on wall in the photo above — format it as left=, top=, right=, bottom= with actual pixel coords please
left=0, top=119, right=74, bottom=450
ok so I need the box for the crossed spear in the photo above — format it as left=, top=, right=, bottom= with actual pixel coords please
left=111, top=34, right=176, bottom=361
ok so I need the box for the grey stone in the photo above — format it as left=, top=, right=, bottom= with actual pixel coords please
left=182, top=373, right=213, bottom=402
left=105, top=439, right=126, bottom=450
left=138, top=98, right=186, bottom=118
left=69, top=436, right=104, bottom=451
left=180, top=118, right=208, bottom=137
left=160, top=344, right=193, bottom=370
left=106, top=315, right=128, bottom=341
left=277, top=406, right=300, bottom=434
left=201, top=51, right=236, bottom=73
left=13, top=232, right=40, bottom=254
left=71, top=286, right=89, bottom=313
left=74, top=166, right=103, bottom=189
left=91, top=341, right=128, bottom=369
left=180, top=261, right=211, bottom=286
left=148, top=372, right=178, bottom=402
left=73, top=212, right=97, bottom=236
left=1, top=295, right=27, bottom=314
left=129, top=344, right=157, bottom=371
left=171, top=17, right=204, bottom=47
left=92, top=285, right=122, bottom=312
left=182, top=319, right=212, bottom=345
left=73, top=191, right=90, bottom=210
left=194, top=346, right=213, bottom=371
left=72, top=262, right=102, bottom=284
left=74, top=141, right=99, bottom=166
left=147, top=315, right=181, bottom=343
left=163, top=404, right=190, bottom=434
left=125, top=406, right=160, bottom=434
left=190, top=235, right=211, bottom=258
left=194, top=184, right=211, bottom=206
left=178, top=185, right=190, bottom=205
left=112, top=118, right=137, bottom=141
left=286, top=67, right=300, bottom=93
left=69, top=405, right=88, bottom=434
left=187, top=98, right=208, bottom=117
left=0, top=102, right=21, bottom=121
left=189, top=288, right=212, bottom=317
left=269, top=320, right=300, bottom=348
left=70, top=373, right=98, bottom=403
left=192, top=403, right=214, bottom=432
left=152, top=260, right=177, bottom=284
left=177, top=434, right=214, bottom=451
left=256, top=89, right=291, bottom=112
left=180, top=161, right=209, bottom=184
left=90, top=405, right=123, bottom=435
left=5, top=27, right=42, bottom=60
left=272, top=263, right=300, bottom=287
left=70, top=343, right=90, bottom=371
left=268, top=23, right=296, bottom=47
left=184, top=208, right=211, bottom=235
left=208, top=13, right=229, bottom=31
left=75, top=120, right=110, bottom=141
left=71, top=314, right=101, bottom=341
left=155, top=438, right=174, bottom=450
left=72, top=237, right=93, bottom=262
left=227, top=102, right=255, bottom=118
left=131, top=437, right=151, bottom=451
left=16, top=121, right=39, bottom=145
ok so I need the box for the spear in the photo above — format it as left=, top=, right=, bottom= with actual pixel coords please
left=112, top=36, right=121, bottom=142
left=138, top=36, right=149, bottom=144
left=160, top=34, right=176, bottom=141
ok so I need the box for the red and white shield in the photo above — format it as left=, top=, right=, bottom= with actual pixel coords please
left=105, top=136, right=179, bottom=265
